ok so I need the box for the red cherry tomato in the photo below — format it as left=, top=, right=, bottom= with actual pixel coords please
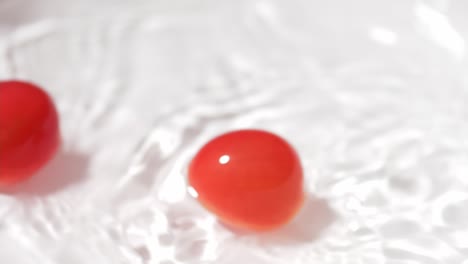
left=0, top=81, right=60, bottom=186
left=189, top=130, right=304, bottom=231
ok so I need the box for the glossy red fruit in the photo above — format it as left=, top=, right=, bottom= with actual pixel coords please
left=189, top=130, right=304, bottom=231
left=0, top=81, right=60, bottom=186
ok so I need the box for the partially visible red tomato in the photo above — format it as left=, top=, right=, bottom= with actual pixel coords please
left=0, top=81, right=60, bottom=186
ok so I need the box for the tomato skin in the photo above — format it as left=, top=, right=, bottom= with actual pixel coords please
left=0, top=81, right=60, bottom=186
left=189, top=130, right=304, bottom=231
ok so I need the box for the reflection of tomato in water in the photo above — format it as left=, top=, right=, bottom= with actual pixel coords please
left=0, top=81, right=60, bottom=186
left=189, top=130, right=304, bottom=231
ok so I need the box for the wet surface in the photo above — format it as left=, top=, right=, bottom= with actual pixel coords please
left=1, top=0, right=468, bottom=263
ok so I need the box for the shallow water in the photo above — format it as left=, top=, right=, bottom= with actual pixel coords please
left=1, top=0, right=468, bottom=263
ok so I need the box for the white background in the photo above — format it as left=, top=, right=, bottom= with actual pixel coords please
left=1, top=0, right=468, bottom=263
